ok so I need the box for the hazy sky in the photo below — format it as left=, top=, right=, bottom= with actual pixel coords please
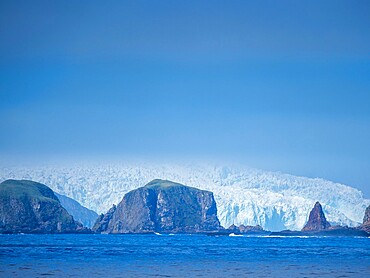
left=1, top=1, right=370, bottom=196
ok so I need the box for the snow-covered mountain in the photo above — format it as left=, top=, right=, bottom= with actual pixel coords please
left=0, top=162, right=368, bottom=231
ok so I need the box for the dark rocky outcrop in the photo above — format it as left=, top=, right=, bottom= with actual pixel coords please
left=363, top=205, right=370, bottom=224
left=0, top=179, right=90, bottom=234
left=93, top=179, right=221, bottom=233
left=227, top=224, right=269, bottom=235
left=302, top=201, right=331, bottom=231
left=360, top=205, right=370, bottom=233
left=92, top=205, right=117, bottom=233
left=55, top=193, right=98, bottom=228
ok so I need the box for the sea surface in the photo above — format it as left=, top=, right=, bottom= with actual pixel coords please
left=0, top=234, right=369, bottom=277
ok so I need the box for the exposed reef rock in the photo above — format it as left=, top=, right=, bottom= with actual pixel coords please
left=93, top=179, right=221, bottom=233
left=302, top=201, right=331, bottom=231
left=271, top=227, right=369, bottom=237
left=0, top=179, right=89, bottom=234
left=227, top=224, right=269, bottom=235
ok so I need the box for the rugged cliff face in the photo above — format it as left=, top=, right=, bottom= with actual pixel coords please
left=363, top=205, right=370, bottom=224
left=360, top=205, right=370, bottom=232
left=93, top=179, right=221, bottom=233
left=0, top=179, right=88, bottom=234
left=92, top=205, right=117, bottom=233
left=302, top=202, right=331, bottom=231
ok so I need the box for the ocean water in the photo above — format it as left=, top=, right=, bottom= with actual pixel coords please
left=0, top=234, right=369, bottom=277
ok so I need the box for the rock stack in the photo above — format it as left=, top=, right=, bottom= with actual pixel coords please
left=302, top=201, right=331, bottom=231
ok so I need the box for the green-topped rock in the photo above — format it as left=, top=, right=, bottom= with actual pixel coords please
left=0, top=179, right=89, bottom=234
left=93, top=179, right=221, bottom=233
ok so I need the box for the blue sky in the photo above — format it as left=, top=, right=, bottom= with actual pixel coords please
left=1, top=1, right=370, bottom=196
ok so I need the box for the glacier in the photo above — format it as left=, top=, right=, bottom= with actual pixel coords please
left=0, top=162, right=368, bottom=231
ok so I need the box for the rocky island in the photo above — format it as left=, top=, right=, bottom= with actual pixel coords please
left=93, top=179, right=222, bottom=233
left=271, top=201, right=369, bottom=237
left=0, top=179, right=90, bottom=234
